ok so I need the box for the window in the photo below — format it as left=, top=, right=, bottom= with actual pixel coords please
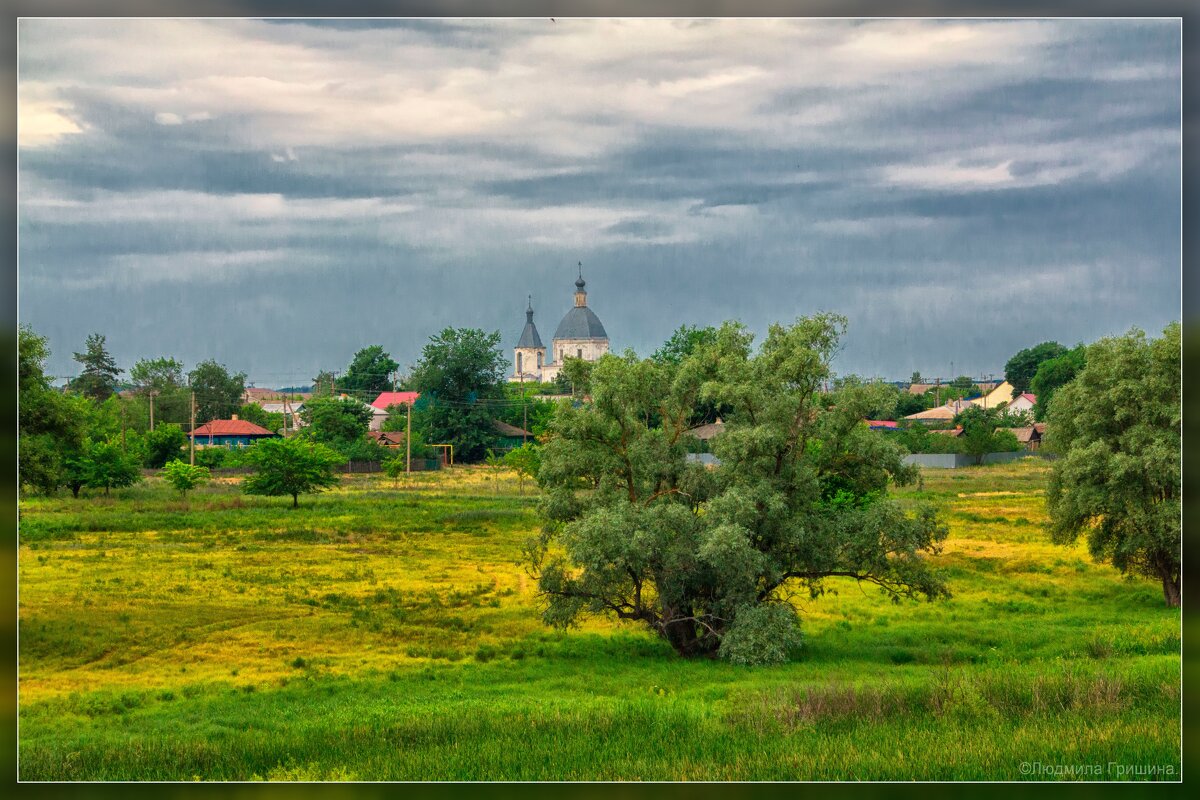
left=577, top=348, right=583, bottom=359
left=517, top=352, right=523, bottom=372
left=537, top=352, right=543, bottom=368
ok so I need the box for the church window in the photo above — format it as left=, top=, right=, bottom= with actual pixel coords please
left=517, top=352, right=523, bottom=372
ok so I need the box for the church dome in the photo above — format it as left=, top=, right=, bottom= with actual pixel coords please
left=553, top=305, right=608, bottom=340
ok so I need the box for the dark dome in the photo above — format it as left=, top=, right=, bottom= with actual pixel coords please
left=553, top=305, right=608, bottom=340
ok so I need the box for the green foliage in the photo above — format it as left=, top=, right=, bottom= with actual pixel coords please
left=340, top=345, right=399, bottom=396
left=237, top=403, right=285, bottom=434
left=299, top=396, right=373, bottom=450
left=162, top=460, right=211, bottom=496
left=894, top=392, right=928, bottom=418
left=193, top=448, right=228, bottom=469
left=955, top=407, right=1024, bottom=465
left=311, top=370, right=336, bottom=397
left=142, top=424, right=187, bottom=469
left=531, top=315, right=948, bottom=664
left=1029, top=345, right=1086, bottom=422
left=75, top=441, right=142, bottom=496
left=188, top=360, right=246, bottom=424
left=554, top=357, right=594, bottom=399
left=891, top=422, right=962, bottom=455
left=409, top=327, right=508, bottom=462
left=241, top=438, right=343, bottom=508
left=717, top=603, right=803, bottom=666
left=910, top=371, right=922, bottom=385
left=651, top=324, right=718, bottom=365
left=70, top=333, right=122, bottom=402
left=19, top=326, right=88, bottom=495
left=503, top=443, right=541, bottom=494
left=1004, top=341, right=1068, bottom=395
left=1046, top=323, right=1180, bottom=606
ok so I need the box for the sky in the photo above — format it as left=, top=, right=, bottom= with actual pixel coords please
left=17, top=17, right=1181, bottom=387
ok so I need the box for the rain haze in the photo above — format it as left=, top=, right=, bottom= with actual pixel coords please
left=17, top=18, right=1181, bottom=386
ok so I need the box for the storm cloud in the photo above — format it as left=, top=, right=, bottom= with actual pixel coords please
left=17, top=18, right=1180, bottom=385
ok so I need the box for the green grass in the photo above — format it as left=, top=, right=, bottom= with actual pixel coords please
left=17, top=461, right=1182, bottom=780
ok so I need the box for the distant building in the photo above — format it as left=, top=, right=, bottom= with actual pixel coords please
left=493, top=419, right=533, bottom=449
left=190, top=417, right=278, bottom=448
left=998, top=423, right=1046, bottom=450
left=511, top=266, right=610, bottom=383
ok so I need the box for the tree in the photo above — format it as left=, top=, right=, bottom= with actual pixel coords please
left=130, top=356, right=190, bottom=428
left=299, top=395, right=373, bottom=449
left=651, top=324, right=718, bottom=365
left=312, top=370, right=337, bottom=397
left=1029, top=345, right=1086, bottom=422
left=529, top=315, right=948, bottom=664
left=188, top=360, right=246, bottom=424
left=20, top=326, right=87, bottom=494
left=409, top=327, right=508, bottom=462
left=504, top=442, right=541, bottom=495
left=340, top=345, right=399, bottom=396
left=242, top=437, right=343, bottom=508
left=1004, top=341, right=1068, bottom=394
left=556, top=357, right=594, bottom=399
left=142, top=424, right=187, bottom=468
left=484, top=448, right=505, bottom=493
left=910, top=371, right=923, bottom=385
left=894, top=392, right=927, bottom=418
left=79, top=441, right=142, bottom=495
left=162, top=459, right=211, bottom=497
left=954, top=406, right=1022, bottom=465
left=70, top=333, right=122, bottom=402
left=238, top=403, right=285, bottom=434
left=1046, top=324, right=1180, bottom=607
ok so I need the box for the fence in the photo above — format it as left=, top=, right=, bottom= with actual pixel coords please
left=902, top=452, right=1057, bottom=469
left=166, top=459, right=443, bottom=478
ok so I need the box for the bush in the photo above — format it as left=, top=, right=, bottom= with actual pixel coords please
left=717, top=604, right=804, bottom=666
left=162, top=460, right=210, bottom=497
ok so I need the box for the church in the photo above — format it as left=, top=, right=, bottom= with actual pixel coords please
left=510, top=267, right=609, bottom=383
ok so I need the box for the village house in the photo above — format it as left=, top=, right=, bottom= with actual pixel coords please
left=189, top=416, right=278, bottom=448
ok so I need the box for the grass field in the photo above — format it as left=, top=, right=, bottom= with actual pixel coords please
left=17, top=460, right=1181, bottom=780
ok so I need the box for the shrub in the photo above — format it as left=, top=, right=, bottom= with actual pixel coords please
left=717, top=604, right=803, bottom=666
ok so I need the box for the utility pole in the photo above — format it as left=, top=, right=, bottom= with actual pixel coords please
left=392, top=371, right=397, bottom=392
left=523, top=399, right=528, bottom=445
left=149, top=390, right=156, bottom=432
left=406, top=402, right=412, bottom=474
left=935, top=377, right=941, bottom=407
left=189, top=389, right=196, bottom=465
left=120, top=401, right=126, bottom=452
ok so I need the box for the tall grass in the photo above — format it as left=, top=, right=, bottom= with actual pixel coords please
left=17, top=463, right=1181, bottom=780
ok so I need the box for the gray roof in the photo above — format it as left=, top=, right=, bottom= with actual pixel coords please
left=553, top=305, right=608, bottom=340
left=517, top=300, right=544, bottom=348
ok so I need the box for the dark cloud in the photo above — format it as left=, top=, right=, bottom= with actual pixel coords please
left=17, top=18, right=1181, bottom=384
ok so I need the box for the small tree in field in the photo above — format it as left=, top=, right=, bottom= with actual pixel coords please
left=384, top=456, right=407, bottom=487
left=530, top=315, right=948, bottom=665
left=484, top=448, right=505, bottom=494
left=504, top=442, right=541, bottom=495
left=1047, top=323, right=1180, bottom=607
left=242, top=438, right=342, bottom=508
left=162, top=459, right=210, bottom=498
left=80, top=441, right=142, bottom=496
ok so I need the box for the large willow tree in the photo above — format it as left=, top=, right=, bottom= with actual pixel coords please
left=529, top=315, right=948, bottom=665
left=1046, top=323, right=1180, bottom=607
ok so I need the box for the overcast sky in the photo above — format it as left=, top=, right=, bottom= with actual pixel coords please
left=18, top=18, right=1181, bottom=386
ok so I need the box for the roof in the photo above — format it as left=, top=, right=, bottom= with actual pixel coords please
left=371, top=391, right=420, bottom=410
left=1017, top=393, right=1037, bottom=404
left=686, top=453, right=721, bottom=467
left=998, top=426, right=1041, bottom=443
left=190, top=419, right=275, bottom=438
left=553, top=305, right=608, bottom=341
left=932, top=426, right=964, bottom=437
left=685, top=419, right=726, bottom=440
left=865, top=419, right=898, bottom=429
left=517, top=301, right=544, bottom=349
left=368, top=430, right=407, bottom=446
left=493, top=419, right=533, bottom=438
left=904, top=402, right=964, bottom=420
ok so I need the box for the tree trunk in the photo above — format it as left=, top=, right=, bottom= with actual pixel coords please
left=1154, top=556, right=1180, bottom=608
left=292, top=493, right=299, bottom=508
left=1162, top=574, right=1180, bottom=608
left=661, top=609, right=718, bottom=658
left=71, top=484, right=80, bottom=499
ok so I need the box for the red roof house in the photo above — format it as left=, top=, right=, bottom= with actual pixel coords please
left=371, top=391, right=421, bottom=410
left=190, top=417, right=278, bottom=447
